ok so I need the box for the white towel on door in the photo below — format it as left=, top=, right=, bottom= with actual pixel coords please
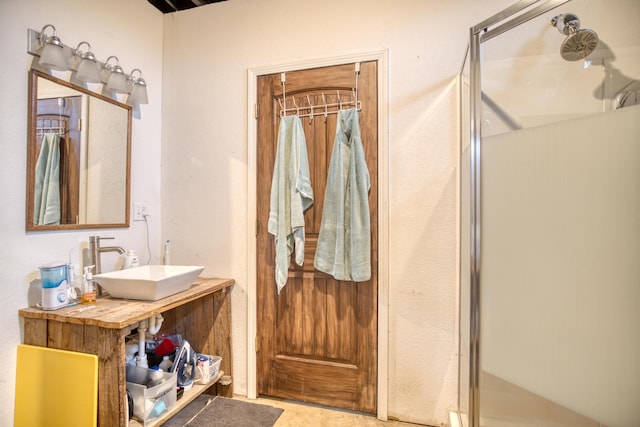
left=268, top=115, right=314, bottom=293
left=314, top=108, right=371, bottom=281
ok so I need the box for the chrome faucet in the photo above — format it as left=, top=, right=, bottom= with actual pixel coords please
left=89, top=235, right=126, bottom=274
left=88, top=236, right=125, bottom=295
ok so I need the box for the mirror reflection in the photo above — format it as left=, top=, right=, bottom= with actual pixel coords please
left=26, top=69, right=131, bottom=231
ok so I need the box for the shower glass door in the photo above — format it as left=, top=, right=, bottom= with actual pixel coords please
left=462, top=0, right=640, bottom=425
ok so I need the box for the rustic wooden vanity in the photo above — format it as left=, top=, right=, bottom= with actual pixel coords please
left=19, top=277, right=234, bottom=427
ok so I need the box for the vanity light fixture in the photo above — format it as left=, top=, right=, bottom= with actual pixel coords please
left=104, top=56, right=129, bottom=94
left=36, top=24, right=68, bottom=71
left=126, top=69, right=149, bottom=106
left=74, top=42, right=101, bottom=84
left=27, top=24, right=149, bottom=108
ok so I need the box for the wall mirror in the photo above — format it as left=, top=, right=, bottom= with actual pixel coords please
left=26, top=69, right=131, bottom=231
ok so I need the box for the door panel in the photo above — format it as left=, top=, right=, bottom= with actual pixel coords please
left=256, top=61, right=378, bottom=412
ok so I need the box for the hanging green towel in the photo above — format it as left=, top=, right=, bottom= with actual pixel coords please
left=33, top=133, right=61, bottom=225
left=268, top=116, right=314, bottom=293
left=314, top=108, right=371, bottom=281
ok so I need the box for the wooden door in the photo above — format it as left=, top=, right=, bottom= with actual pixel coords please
left=256, top=61, right=378, bottom=412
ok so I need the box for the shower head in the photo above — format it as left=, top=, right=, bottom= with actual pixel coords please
left=551, top=13, right=599, bottom=61
left=560, top=29, right=599, bottom=61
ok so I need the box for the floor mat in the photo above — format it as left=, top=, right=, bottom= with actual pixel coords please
left=164, top=396, right=284, bottom=427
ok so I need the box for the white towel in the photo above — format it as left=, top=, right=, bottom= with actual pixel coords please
left=314, top=108, right=371, bottom=281
left=268, top=116, right=314, bottom=293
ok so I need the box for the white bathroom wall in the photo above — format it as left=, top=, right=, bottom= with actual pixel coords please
left=160, top=0, right=513, bottom=424
left=0, top=1, right=163, bottom=424
left=0, top=0, right=566, bottom=424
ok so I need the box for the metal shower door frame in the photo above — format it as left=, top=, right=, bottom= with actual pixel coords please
left=467, top=0, right=572, bottom=426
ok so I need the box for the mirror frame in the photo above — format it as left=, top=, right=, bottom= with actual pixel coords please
left=26, top=68, right=132, bottom=231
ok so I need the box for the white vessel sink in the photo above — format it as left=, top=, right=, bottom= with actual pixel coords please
left=93, top=265, right=204, bottom=301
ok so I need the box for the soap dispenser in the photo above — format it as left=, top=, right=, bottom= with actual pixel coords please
left=81, top=266, right=96, bottom=305
left=123, top=250, right=140, bottom=269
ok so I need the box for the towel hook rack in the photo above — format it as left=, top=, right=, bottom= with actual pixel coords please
left=277, top=62, right=363, bottom=119
left=322, top=93, right=328, bottom=122
left=280, top=73, right=287, bottom=117
left=354, top=62, right=360, bottom=105
left=306, top=94, right=314, bottom=123
left=291, top=96, right=300, bottom=116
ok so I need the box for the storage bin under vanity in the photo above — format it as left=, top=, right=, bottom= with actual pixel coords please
left=126, top=365, right=177, bottom=425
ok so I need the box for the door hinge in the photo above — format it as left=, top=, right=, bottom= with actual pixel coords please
left=254, top=103, right=259, bottom=119
left=77, top=118, right=82, bottom=131
left=255, top=336, right=260, bottom=353
left=256, top=219, right=259, bottom=237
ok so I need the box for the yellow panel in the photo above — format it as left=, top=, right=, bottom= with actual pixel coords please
left=15, top=344, right=98, bottom=427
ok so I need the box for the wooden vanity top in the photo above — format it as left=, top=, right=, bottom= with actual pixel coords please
left=19, top=277, right=234, bottom=329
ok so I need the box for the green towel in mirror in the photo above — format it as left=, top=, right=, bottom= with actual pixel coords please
left=33, top=133, right=61, bottom=225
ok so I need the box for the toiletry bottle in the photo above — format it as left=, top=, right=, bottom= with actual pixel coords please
left=159, top=355, right=173, bottom=372
left=163, top=240, right=171, bottom=265
left=123, top=250, right=140, bottom=269
left=81, top=266, right=96, bottom=305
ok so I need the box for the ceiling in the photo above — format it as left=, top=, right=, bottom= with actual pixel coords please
left=148, top=0, right=227, bottom=14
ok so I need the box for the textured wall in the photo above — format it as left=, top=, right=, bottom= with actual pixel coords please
left=161, top=0, right=513, bottom=424
left=0, top=2, right=163, bottom=424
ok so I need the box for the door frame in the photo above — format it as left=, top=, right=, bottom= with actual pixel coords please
left=246, top=49, right=389, bottom=420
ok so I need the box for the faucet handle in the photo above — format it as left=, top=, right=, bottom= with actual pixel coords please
left=90, top=235, right=114, bottom=243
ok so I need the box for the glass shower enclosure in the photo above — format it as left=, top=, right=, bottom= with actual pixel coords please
left=460, top=0, right=640, bottom=426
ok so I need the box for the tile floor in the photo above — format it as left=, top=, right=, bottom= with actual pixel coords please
left=233, top=396, right=425, bottom=427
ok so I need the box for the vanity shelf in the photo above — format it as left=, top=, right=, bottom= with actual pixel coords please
left=19, top=277, right=234, bottom=427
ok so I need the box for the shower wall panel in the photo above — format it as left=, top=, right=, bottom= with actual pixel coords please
left=480, top=105, right=640, bottom=426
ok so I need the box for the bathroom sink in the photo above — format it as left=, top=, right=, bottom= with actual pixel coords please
left=93, top=265, right=204, bottom=301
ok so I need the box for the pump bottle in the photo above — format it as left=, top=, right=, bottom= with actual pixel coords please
left=163, top=240, right=171, bottom=265
left=81, top=266, right=96, bottom=305
left=123, top=250, right=140, bottom=269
